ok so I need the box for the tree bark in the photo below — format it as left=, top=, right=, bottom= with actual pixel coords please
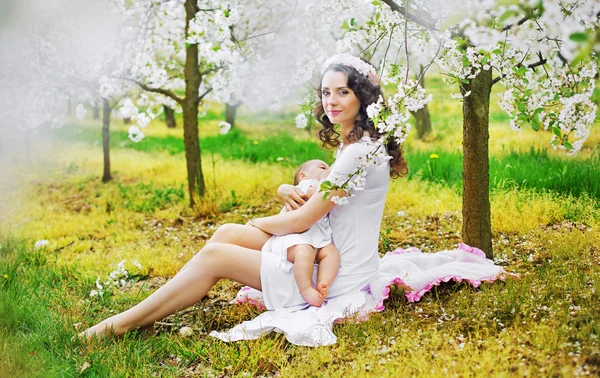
left=411, top=65, right=432, bottom=139
left=462, top=68, right=493, bottom=258
left=164, top=105, right=177, bottom=128
left=412, top=106, right=432, bottom=139
left=101, top=98, right=112, bottom=183
left=182, top=0, right=205, bottom=206
left=225, top=103, right=238, bottom=128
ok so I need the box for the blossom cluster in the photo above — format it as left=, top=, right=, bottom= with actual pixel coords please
left=497, top=55, right=597, bottom=154
left=321, top=140, right=390, bottom=205
left=89, top=259, right=143, bottom=299
left=360, top=0, right=599, bottom=155
left=367, top=79, right=432, bottom=146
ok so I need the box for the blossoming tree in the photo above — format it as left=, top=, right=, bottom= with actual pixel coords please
left=339, top=0, right=598, bottom=257
left=1, top=0, right=140, bottom=182
left=123, top=0, right=364, bottom=206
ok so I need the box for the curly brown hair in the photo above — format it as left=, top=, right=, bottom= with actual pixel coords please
left=314, top=62, right=408, bottom=178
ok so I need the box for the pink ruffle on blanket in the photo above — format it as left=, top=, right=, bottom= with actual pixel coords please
left=209, top=244, right=513, bottom=347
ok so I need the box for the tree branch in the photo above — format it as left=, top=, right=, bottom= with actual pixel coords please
left=237, top=0, right=298, bottom=43
left=381, top=0, right=437, bottom=30
left=501, top=15, right=531, bottom=32
left=491, top=55, right=547, bottom=85
left=120, top=77, right=184, bottom=105
left=199, top=87, right=212, bottom=102
left=200, top=66, right=222, bottom=76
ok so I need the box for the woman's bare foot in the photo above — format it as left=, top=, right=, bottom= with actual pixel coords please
left=300, top=287, right=324, bottom=307
left=78, top=316, right=128, bottom=341
left=317, top=281, right=329, bottom=301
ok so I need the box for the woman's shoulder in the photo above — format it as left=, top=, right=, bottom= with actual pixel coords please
left=340, top=138, right=381, bottom=157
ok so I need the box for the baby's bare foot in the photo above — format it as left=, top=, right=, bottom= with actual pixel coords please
left=300, top=287, right=324, bottom=307
left=317, top=281, right=329, bottom=301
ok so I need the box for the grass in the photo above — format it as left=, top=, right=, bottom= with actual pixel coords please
left=1, top=73, right=599, bottom=376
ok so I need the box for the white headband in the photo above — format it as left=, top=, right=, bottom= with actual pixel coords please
left=322, top=53, right=379, bottom=85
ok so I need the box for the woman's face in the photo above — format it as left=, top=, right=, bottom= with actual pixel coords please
left=321, top=70, right=361, bottom=128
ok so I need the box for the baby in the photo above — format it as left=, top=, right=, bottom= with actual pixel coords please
left=271, top=159, right=340, bottom=307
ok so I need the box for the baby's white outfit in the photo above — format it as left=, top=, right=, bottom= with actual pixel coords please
left=260, top=178, right=332, bottom=274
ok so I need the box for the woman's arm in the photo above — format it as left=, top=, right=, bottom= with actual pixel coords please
left=252, top=188, right=344, bottom=235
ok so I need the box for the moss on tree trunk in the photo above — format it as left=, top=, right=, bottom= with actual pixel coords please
left=182, top=0, right=205, bottom=206
left=462, top=68, right=493, bottom=258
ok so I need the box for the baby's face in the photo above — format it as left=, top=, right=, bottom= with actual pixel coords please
left=302, top=160, right=330, bottom=180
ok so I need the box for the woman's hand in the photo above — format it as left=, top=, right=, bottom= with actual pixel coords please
left=277, top=184, right=307, bottom=211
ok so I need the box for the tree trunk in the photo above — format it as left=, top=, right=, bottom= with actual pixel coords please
left=462, top=68, right=493, bottom=258
left=101, top=98, right=112, bottom=183
left=225, top=103, right=238, bottom=128
left=164, top=105, right=177, bottom=128
left=182, top=0, right=205, bottom=206
left=411, top=65, right=432, bottom=139
left=413, top=106, right=432, bottom=139
left=93, top=106, right=100, bottom=120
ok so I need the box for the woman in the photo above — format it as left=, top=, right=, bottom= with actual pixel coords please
left=81, top=55, right=400, bottom=339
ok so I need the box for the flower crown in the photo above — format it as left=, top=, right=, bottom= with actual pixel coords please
left=322, top=53, right=379, bottom=85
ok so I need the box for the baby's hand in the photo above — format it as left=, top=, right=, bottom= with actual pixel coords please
left=278, top=184, right=307, bottom=211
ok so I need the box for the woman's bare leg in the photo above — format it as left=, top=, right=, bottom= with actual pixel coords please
left=207, top=223, right=271, bottom=248
left=81, top=242, right=264, bottom=339
left=287, top=245, right=323, bottom=307
left=176, top=224, right=271, bottom=276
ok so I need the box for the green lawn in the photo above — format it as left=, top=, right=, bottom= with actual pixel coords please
left=1, top=74, right=599, bottom=376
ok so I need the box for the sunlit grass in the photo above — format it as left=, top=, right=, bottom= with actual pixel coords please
left=2, top=72, right=599, bottom=376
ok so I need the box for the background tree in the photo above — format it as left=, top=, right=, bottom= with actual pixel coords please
left=123, top=0, right=360, bottom=206
left=339, top=0, right=598, bottom=257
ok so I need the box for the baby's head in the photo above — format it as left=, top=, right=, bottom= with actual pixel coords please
left=294, top=159, right=330, bottom=185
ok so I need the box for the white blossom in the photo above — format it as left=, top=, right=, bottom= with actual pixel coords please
left=128, top=125, right=145, bottom=143
left=218, top=121, right=231, bottom=135
left=295, top=113, right=308, bottom=129
left=34, top=240, right=49, bottom=249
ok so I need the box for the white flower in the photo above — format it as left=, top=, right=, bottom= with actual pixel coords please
left=366, top=101, right=381, bottom=119
left=276, top=157, right=285, bottom=161
left=89, top=289, right=99, bottom=297
left=128, top=126, right=145, bottom=143
left=218, top=121, right=231, bottom=135
left=34, top=240, right=49, bottom=249
left=118, top=99, right=138, bottom=120
left=179, top=326, right=193, bottom=337
left=295, top=113, right=308, bottom=129
left=132, top=260, right=142, bottom=270
left=136, top=113, right=151, bottom=129
left=330, top=196, right=349, bottom=205
left=75, top=104, right=87, bottom=120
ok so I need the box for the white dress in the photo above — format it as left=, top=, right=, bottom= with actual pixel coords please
left=210, top=137, right=512, bottom=346
left=261, top=178, right=333, bottom=275
left=259, top=137, right=388, bottom=310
